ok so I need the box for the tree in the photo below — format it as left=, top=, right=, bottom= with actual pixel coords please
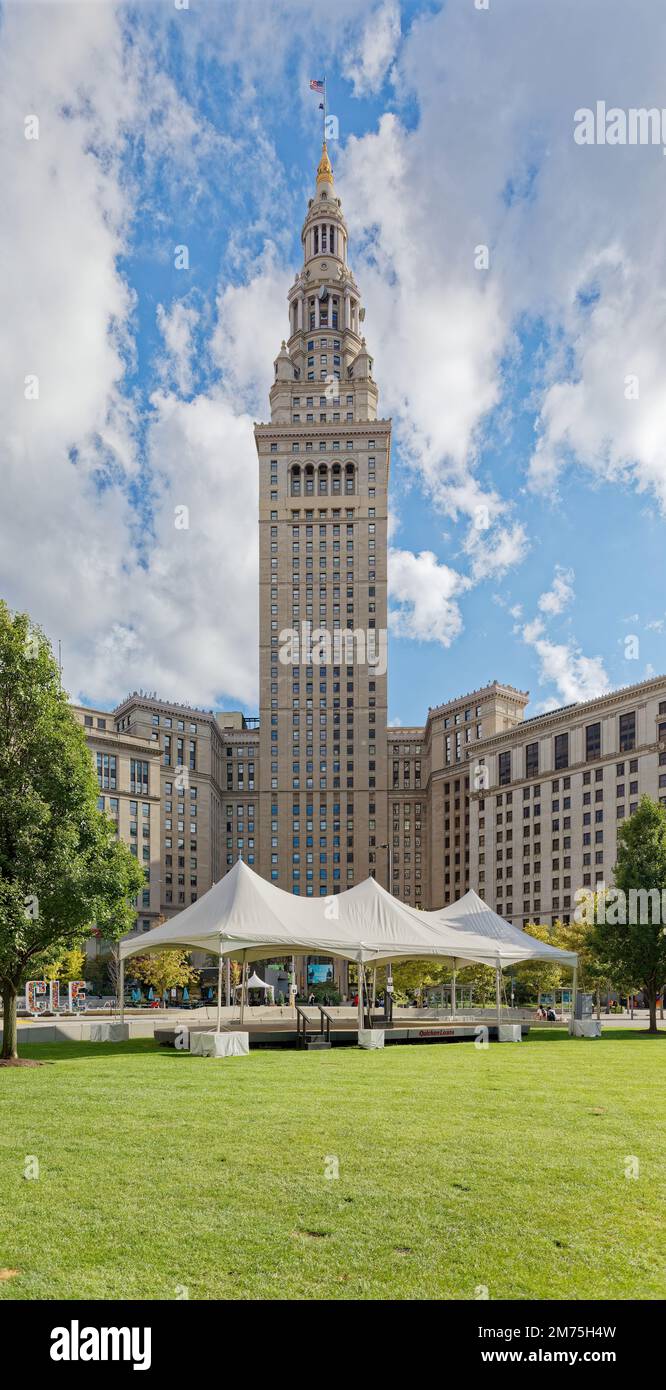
left=0, top=605, right=144, bottom=1061
left=514, top=923, right=564, bottom=1002
left=455, top=962, right=497, bottom=1006
left=552, top=913, right=620, bottom=1018
left=592, top=796, right=666, bottom=1035
left=41, top=947, right=86, bottom=984
left=127, top=950, right=198, bottom=998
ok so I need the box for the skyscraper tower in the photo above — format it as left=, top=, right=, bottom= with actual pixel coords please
left=255, top=141, right=390, bottom=896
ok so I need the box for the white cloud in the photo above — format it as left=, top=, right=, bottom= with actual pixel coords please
left=520, top=613, right=610, bottom=708
left=388, top=548, right=470, bottom=646
left=0, top=2, right=259, bottom=709
left=344, top=0, right=401, bottom=97
left=156, top=301, right=201, bottom=396
left=538, top=566, right=575, bottom=617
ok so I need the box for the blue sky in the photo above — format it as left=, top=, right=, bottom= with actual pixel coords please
left=1, top=0, right=665, bottom=725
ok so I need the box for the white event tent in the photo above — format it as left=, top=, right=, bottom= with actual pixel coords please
left=118, top=859, right=577, bottom=1030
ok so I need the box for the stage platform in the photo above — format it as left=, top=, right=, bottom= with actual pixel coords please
left=155, top=1013, right=531, bottom=1050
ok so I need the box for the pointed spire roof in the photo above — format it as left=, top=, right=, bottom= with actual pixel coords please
left=316, top=141, right=334, bottom=188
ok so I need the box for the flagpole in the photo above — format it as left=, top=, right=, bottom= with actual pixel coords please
left=323, top=77, right=327, bottom=143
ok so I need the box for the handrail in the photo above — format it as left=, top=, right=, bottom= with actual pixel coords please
left=295, top=1003, right=315, bottom=1046
left=318, top=1005, right=334, bottom=1044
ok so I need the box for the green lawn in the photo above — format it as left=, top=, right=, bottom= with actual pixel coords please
left=0, top=1031, right=664, bottom=1301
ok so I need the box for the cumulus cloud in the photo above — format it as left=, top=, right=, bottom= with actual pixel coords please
left=521, top=619, right=611, bottom=707
left=0, top=1, right=260, bottom=709
left=388, top=548, right=470, bottom=646
left=538, top=566, right=575, bottom=617
left=156, top=301, right=201, bottom=396
left=344, top=0, right=401, bottom=97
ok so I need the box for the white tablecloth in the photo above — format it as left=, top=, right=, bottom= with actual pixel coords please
left=89, top=1023, right=130, bottom=1043
left=570, top=1019, right=602, bottom=1038
left=498, top=1023, right=522, bottom=1042
left=358, top=1029, right=385, bottom=1049
left=190, top=1031, right=249, bottom=1057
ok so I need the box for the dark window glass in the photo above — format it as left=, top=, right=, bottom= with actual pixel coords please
left=619, top=711, right=636, bottom=752
left=554, top=733, right=569, bottom=770
left=586, top=722, right=601, bottom=761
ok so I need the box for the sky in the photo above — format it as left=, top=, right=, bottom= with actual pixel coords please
left=1, top=0, right=665, bottom=727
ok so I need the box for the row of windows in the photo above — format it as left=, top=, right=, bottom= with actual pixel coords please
left=497, top=713, right=639, bottom=785
left=270, top=438, right=377, bottom=453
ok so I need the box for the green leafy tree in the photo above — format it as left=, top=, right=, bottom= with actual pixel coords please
left=41, top=946, right=86, bottom=985
left=455, top=961, right=497, bottom=1006
left=515, top=923, right=564, bottom=1002
left=0, top=605, right=144, bottom=1060
left=591, top=796, right=666, bottom=1034
left=128, top=950, right=198, bottom=998
left=552, top=913, right=620, bottom=1017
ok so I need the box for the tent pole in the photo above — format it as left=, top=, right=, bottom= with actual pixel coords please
left=571, top=963, right=578, bottom=1028
left=495, top=964, right=502, bottom=1033
left=371, top=967, right=376, bottom=1010
left=451, top=963, right=457, bottom=1022
left=119, top=957, right=124, bottom=1024
left=357, top=958, right=364, bottom=1033
left=225, top=958, right=231, bottom=1007
left=240, top=954, right=247, bottom=1027
left=216, top=941, right=223, bottom=1031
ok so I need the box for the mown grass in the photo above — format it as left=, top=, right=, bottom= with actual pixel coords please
left=0, top=1030, right=664, bottom=1300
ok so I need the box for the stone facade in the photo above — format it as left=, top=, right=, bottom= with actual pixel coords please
left=254, top=141, right=389, bottom=898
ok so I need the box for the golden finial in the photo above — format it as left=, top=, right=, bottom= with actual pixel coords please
left=316, top=141, right=333, bottom=186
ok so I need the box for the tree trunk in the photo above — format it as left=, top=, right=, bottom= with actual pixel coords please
left=647, top=983, right=658, bottom=1035
left=1, top=980, right=18, bottom=1060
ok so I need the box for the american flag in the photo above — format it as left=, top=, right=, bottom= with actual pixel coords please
left=309, top=79, right=324, bottom=93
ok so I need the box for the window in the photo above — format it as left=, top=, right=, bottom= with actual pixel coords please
left=619, top=711, right=636, bottom=752
left=96, top=753, right=117, bottom=790
left=525, top=742, right=539, bottom=779
left=499, top=751, right=511, bottom=786
left=586, top=722, right=601, bottom=761
left=554, top=733, right=569, bottom=770
left=130, top=759, right=149, bottom=795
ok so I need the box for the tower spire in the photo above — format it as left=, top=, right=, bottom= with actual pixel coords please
left=316, top=140, right=334, bottom=188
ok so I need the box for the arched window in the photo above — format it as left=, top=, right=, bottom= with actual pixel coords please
left=331, top=463, right=342, bottom=496
left=329, top=225, right=335, bottom=255
left=318, top=464, right=328, bottom=495
left=304, top=464, right=315, bottom=495
left=345, top=462, right=356, bottom=495
left=314, top=226, right=319, bottom=255
left=290, top=465, right=301, bottom=497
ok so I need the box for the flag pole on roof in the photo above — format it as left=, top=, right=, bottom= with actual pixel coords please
left=310, top=75, right=326, bottom=140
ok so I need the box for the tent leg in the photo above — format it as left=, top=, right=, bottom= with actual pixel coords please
left=357, top=961, right=364, bottom=1033
left=225, top=958, right=231, bottom=1007
left=119, top=957, right=124, bottom=1024
left=216, top=947, right=223, bottom=1031
left=571, top=964, right=578, bottom=1029
left=451, top=965, right=457, bottom=1022
left=495, top=965, right=502, bottom=1033
left=371, top=967, right=376, bottom=1010
left=240, top=955, right=247, bottom=1027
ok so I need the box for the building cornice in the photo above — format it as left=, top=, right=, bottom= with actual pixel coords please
left=254, top=420, right=391, bottom=436
left=473, top=672, right=666, bottom=754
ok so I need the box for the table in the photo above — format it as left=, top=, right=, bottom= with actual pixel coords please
left=189, top=1031, right=250, bottom=1057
